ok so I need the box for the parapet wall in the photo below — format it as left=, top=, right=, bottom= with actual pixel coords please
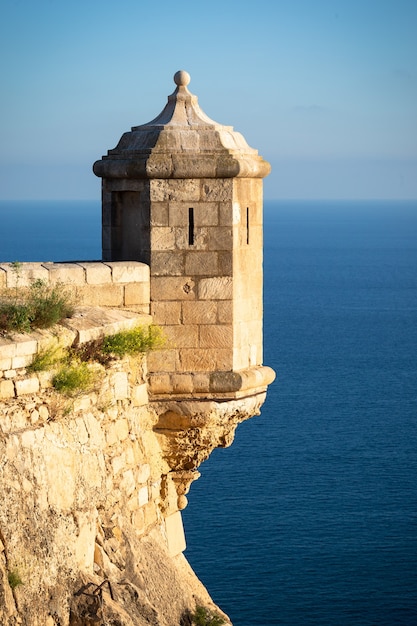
left=0, top=261, right=150, bottom=312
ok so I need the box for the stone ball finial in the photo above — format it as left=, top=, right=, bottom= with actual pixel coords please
left=174, top=70, right=191, bottom=87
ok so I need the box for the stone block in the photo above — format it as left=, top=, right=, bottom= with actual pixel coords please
left=151, top=277, right=195, bottom=301
left=0, top=379, right=15, bottom=399
left=209, top=371, right=242, bottom=393
left=170, top=374, right=193, bottom=394
left=146, top=349, right=177, bottom=373
left=182, top=301, right=217, bottom=325
left=150, top=179, right=200, bottom=202
left=150, top=202, right=169, bottom=226
left=148, top=373, right=171, bottom=394
left=199, top=325, right=233, bottom=348
left=151, top=227, right=176, bottom=250
left=42, top=262, right=85, bottom=285
left=77, top=284, right=124, bottom=307
left=74, top=417, right=89, bottom=445
left=207, top=227, right=233, bottom=251
left=112, top=453, right=126, bottom=476
left=151, top=301, right=181, bottom=325
left=103, top=422, right=119, bottom=452
left=12, top=354, right=33, bottom=369
left=138, top=485, right=149, bottom=507
left=72, top=396, right=91, bottom=414
left=168, top=203, right=188, bottom=227
left=185, top=252, right=218, bottom=276
left=0, top=357, right=12, bottom=371
left=84, top=413, right=105, bottom=448
left=45, top=446, right=76, bottom=509
left=131, top=383, right=148, bottom=407
left=78, top=262, right=112, bottom=285
left=200, top=178, right=232, bottom=202
left=112, top=373, right=129, bottom=400
left=0, top=262, right=49, bottom=288
left=194, top=203, right=219, bottom=226
left=105, top=262, right=150, bottom=283
left=15, top=377, right=40, bottom=396
left=115, top=418, right=130, bottom=441
left=198, top=276, right=233, bottom=300
left=120, top=469, right=136, bottom=496
left=124, top=282, right=150, bottom=306
left=192, top=373, right=210, bottom=393
left=74, top=512, right=96, bottom=571
left=38, top=405, right=49, bottom=421
left=131, top=508, right=145, bottom=532
left=179, top=348, right=232, bottom=372
left=150, top=251, right=185, bottom=276
left=165, top=511, right=186, bottom=556
left=164, top=325, right=198, bottom=348
left=14, top=338, right=38, bottom=356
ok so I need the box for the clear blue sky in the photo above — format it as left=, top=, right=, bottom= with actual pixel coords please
left=1, top=0, right=416, bottom=200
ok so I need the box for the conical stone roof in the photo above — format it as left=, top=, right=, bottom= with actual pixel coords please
left=93, top=70, right=270, bottom=180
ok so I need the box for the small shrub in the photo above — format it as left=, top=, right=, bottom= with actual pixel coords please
left=52, top=361, right=99, bottom=396
left=0, top=302, right=32, bottom=333
left=27, top=279, right=74, bottom=329
left=8, top=569, right=24, bottom=590
left=0, top=276, right=74, bottom=333
left=101, top=324, right=166, bottom=357
left=192, top=606, right=226, bottom=626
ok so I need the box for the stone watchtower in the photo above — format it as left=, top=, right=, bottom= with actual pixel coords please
left=93, top=71, right=274, bottom=405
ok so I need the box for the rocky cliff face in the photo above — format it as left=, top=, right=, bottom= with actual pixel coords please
left=0, top=308, right=269, bottom=626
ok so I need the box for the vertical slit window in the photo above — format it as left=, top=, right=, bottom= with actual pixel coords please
left=188, top=207, right=195, bottom=245
left=246, top=207, right=250, bottom=245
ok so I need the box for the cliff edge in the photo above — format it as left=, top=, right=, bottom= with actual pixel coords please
left=0, top=300, right=272, bottom=625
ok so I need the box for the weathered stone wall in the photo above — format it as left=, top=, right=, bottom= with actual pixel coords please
left=0, top=261, right=150, bottom=312
left=0, top=305, right=266, bottom=625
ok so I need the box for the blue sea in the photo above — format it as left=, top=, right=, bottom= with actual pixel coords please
left=1, top=199, right=416, bottom=625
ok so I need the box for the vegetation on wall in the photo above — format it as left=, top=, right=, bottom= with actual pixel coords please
left=25, top=325, right=166, bottom=396
left=0, top=263, right=74, bottom=333
left=101, top=324, right=166, bottom=357
left=51, top=361, right=101, bottom=397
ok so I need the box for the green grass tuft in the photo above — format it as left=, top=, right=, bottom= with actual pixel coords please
left=101, top=324, right=166, bottom=357
left=52, top=361, right=99, bottom=396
